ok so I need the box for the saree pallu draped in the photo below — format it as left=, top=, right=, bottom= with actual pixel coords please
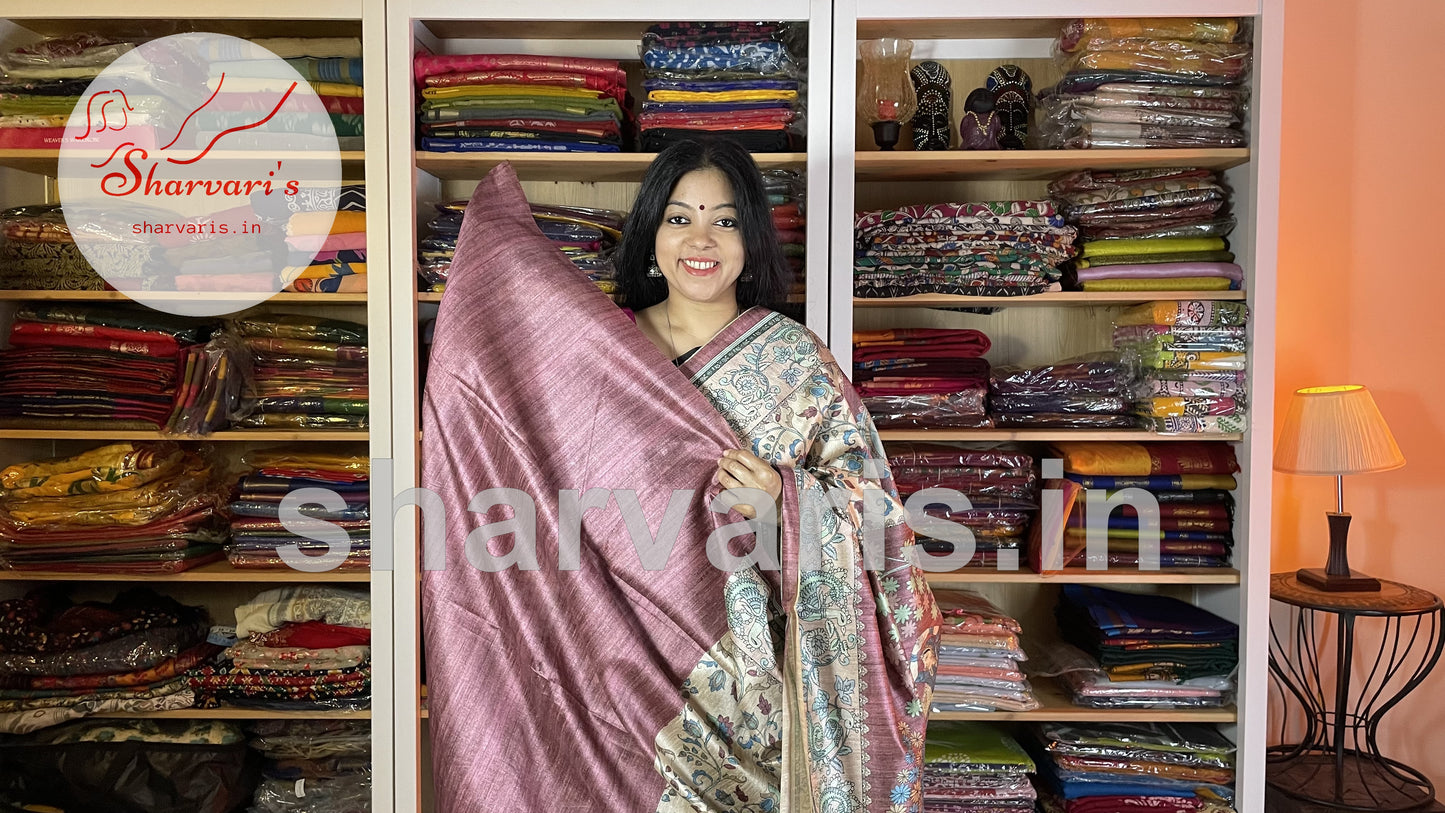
left=423, top=164, right=938, bottom=812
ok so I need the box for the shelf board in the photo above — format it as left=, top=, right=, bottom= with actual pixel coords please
left=854, top=148, right=1250, bottom=182
left=932, top=677, right=1236, bottom=723
left=0, top=290, right=368, bottom=304
left=8, top=13, right=364, bottom=40
left=925, top=568, right=1240, bottom=586
left=415, top=151, right=808, bottom=182
left=855, top=291, right=1247, bottom=308
left=0, top=150, right=366, bottom=176
left=0, top=561, right=370, bottom=582
left=0, top=429, right=368, bottom=441
left=92, top=706, right=370, bottom=720
left=877, top=429, right=1243, bottom=442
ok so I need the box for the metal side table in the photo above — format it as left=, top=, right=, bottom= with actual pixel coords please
left=1268, top=573, right=1444, bottom=811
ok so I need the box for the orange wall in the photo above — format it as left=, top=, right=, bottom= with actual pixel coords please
left=1276, top=0, right=1445, bottom=782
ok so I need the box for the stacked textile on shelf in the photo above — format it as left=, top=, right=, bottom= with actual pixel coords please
left=1030, top=722, right=1238, bottom=813
left=764, top=169, right=807, bottom=295
left=853, top=201, right=1077, bottom=298
left=233, top=314, right=369, bottom=431
left=923, top=723, right=1036, bottom=813
left=1036, top=641, right=1234, bottom=710
left=247, top=720, right=372, bottom=813
left=0, top=205, right=108, bottom=291
left=988, top=355, right=1137, bottom=429
left=246, top=184, right=370, bottom=295
left=854, top=327, right=992, bottom=429
left=888, top=445, right=1037, bottom=569
left=0, top=443, right=227, bottom=573
left=1052, top=168, right=1241, bottom=292
left=1057, top=584, right=1238, bottom=693
left=414, top=53, right=627, bottom=153
left=417, top=199, right=624, bottom=295
left=228, top=448, right=370, bottom=571
left=1113, top=300, right=1249, bottom=433
left=1039, top=18, right=1251, bottom=149
left=197, top=37, right=365, bottom=152
left=930, top=590, right=1039, bottom=713
left=639, top=22, right=805, bottom=152
left=1049, top=441, right=1239, bottom=569
left=186, top=586, right=371, bottom=710
left=0, top=34, right=149, bottom=149
left=0, top=589, right=213, bottom=732
left=0, top=303, right=218, bottom=430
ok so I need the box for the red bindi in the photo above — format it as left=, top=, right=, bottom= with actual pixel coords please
left=699, top=204, right=705, bottom=210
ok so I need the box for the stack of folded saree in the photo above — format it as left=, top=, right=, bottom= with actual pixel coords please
left=417, top=199, right=624, bottom=295
left=0, top=303, right=215, bottom=430
left=854, top=328, right=992, bottom=429
left=1039, top=18, right=1251, bottom=149
left=0, top=443, right=228, bottom=573
left=186, top=586, right=371, bottom=710
left=1050, top=441, right=1238, bottom=569
left=1051, top=168, right=1241, bottom=292
left=639, top=22, right=805, bottom=152
left=1030, top=722, right=1238, bottom=813
left=247, top=720, right=372, bottom=813
left=930, top=590, right=1038, bottom=713
left=414, top=53, right=627, bottom=153
left=1036, top=641, right=1234, bottom=709
left=233, top=314, right=368, bottom=431
left=0, top=588, right=213, bottom=732
left=245, top=184, right=369, bottom=294
left=1057, top=584, right=1238, bottom=685
left=988, top=354, right=1138, bottom=429
left=227, top=448, right=370, bottom=571
left=888, top=445, right=1037, bottom=569
left=195, top=37, right=365, bottom=152
left=0, top=204, right=108, bottom=291
left=1113, top=300, right=1249, bottom=433
left=765, top=169, right=807, bottom=292
left=923, top=723, right=1036, bottom=813
left=853, top=201, right=1077, bottom=298
left=0, top=33, right=152, bottom=149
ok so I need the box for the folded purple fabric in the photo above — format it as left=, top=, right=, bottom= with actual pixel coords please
left=1073, top=261, right=1243, bottom=281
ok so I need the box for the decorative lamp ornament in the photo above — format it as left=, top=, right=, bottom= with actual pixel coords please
left=1274, top=385, right=1406, bottom=592
left=857, top=38, right=917, bottom=150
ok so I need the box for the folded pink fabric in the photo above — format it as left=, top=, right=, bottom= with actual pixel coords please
left=1073, top=261, right=1243, bottom=281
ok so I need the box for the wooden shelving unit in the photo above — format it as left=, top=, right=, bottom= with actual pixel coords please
left=855, top=291, right=1247, bottom=308
left=413, top=151, right=808, bottom=182
left=925, top=568, right=1242, bottom=586
left=854, top=148, right=1250, bottom=182
left=931, top=677, right=1238, bottom=724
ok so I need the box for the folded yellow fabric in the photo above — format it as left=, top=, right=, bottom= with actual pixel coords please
left=421, top=84, right=605, bottom=100
left=0, top=443, right=175, bottom=490
left=1080, top=237, right=1226, bottom=258
left=282, top=262, right=367, bottom=281
left=287, top=210, right=367, bottom=236
left=1063, top=18, right=1239, bottom=48
left=1080, top=277, right=1233, bottom=292
left=647, top=89, right=798, bottom=103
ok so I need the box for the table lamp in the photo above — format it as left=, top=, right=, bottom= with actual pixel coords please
left=1274, top=385, right=1405, bottom=592
left=857, top=38, right=917, bottom=150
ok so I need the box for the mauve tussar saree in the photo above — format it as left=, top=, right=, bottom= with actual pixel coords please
left=422, top=164, right=939, bottom=812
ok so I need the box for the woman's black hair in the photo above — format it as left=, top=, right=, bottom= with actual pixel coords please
left=615, top=137, right=792, bottom=310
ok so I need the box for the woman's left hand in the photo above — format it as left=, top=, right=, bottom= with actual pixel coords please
left=716, top=448, right=782, bottom=520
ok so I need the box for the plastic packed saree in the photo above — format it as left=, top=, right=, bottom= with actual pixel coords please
left=421, top=164, right=939, bottom=812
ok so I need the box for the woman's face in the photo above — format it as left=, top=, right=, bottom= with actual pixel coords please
left=653, top=168, right=746, bottom=307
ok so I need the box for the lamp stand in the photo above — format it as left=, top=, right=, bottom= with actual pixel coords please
left=1297, top=476, right=1381, bottom=592
left=871, top=121, right=902, bottom=150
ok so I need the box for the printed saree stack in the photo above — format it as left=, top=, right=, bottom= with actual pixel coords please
left=259, top=184, right=369, bottom=294
left=855, top=327, right=992, bottom=429
left=929, top=591, right=1038, bottom=713
left=1029, top=722, right=1238, bottom=813
left=1049, top=440, right=1240, bottom=569
left=233, top=314, right=368, bottom=431
left=923, top=723, right=1037, bottom=813
left=0, top=33, right=151, bottom=149
left=1051, top=168, right=1241, bottom=292
left=0, top=588, right=211, bottom=732
left=765, top=169, right=808, bottom=290
left=988, top=354, right=1138, bottom=429
left=1113, top=300, right=1249, bottom=433
left=185, top=586, right=371, bottom=711
left=854, top=201, right=1077, bottom=298
left=0, top=443, right=227, bottom=574
left=0, top=205, right=107, bottom=291
left=227, top=448, right=370, bottom=571
left=414, top=53, right=627, bottom=153
left=887, top=445, right=1038, bottom=569
left=639, top=22, right=805, bottom=153
left=422, top=163, right=938, bottom=812
left=1038, top=18, right=1251, bottom=149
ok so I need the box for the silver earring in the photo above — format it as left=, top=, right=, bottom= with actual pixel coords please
left=647, top=256, right=662, bottom=277
left=740, top=269, right=754, bottom=282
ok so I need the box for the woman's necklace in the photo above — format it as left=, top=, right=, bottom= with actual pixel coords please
left=664, top=301, right=740, bottom=361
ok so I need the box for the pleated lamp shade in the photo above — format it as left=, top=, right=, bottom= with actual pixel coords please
left=1274, top=385, right=1406, bottom=475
